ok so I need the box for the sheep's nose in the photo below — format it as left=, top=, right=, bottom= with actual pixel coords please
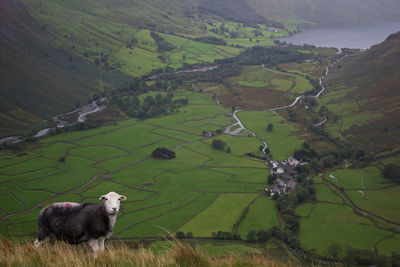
left=112, top=208, right=117, bottom=211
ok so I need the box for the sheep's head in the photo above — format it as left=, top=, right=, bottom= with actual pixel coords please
left=99, top=192, right=127, bottom=215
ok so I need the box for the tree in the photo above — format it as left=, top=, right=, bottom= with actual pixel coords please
left=176, top=231, right=185, bottom=239
left=186, top=232, right=193, bottom=238
left=256, top=230, right=270, bottom=242
left=328, top=243, right=341, bottom=258
left=383, top=164, right=400, bottom=183
left=266, top=123, right=274, bottom=132
left=267, top=174, right=276, bottom=186
left=151, top=147, right=176, bottom=159
left=226, top=147, right=231, bottom=153
left=296, top=187, right=310, bottom=203
left=247, top=230, right=257, bottom=243
left=212, top=139, right=226, bottom=150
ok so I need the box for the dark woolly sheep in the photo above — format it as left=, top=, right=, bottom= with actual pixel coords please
left=34, top=192, right=126, bottom=256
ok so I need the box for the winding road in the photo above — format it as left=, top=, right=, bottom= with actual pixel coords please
left=225, top=54, right=347, bottom=159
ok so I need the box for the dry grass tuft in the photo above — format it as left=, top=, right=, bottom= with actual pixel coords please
left=0, top=237, right=295, bottom=267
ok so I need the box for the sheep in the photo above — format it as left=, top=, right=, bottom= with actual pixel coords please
left=34, top=192, right=126, bottom=256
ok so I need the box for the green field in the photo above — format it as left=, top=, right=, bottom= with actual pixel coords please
left=231, top=66, right=313, bottom=95
left=377, top=235, right=400, bottom=255
left=237, top=196, right=279, bottom=237
left=179, top=193, right=258, bottom=237
left=347, top=186, right=400, bottom=223
left=314, top=183, right=343, bottom=203
left=327, top=166, right=394, bottom=189
left=299, top=203, right=391, bottom=257
left=0, top=91, right=271, bottom=239
left=295, top=203, right=314, bottom=217
left=237, top=110, right=303, bottom=161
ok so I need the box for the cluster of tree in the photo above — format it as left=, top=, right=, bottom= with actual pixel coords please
left=343, top=247, right=400, bottom=266
left=175, top=231, right=193, bottom=239
left=309, top=125, right=341, bottom=147
left=151, top=147, right=176, bottom=160
left=252, top=30, right=263, bottom=37
left=216, top=46, right=312, bottom=67
left=109, top=93, right=188, bottom=119
left=296, top=179, right=315, bottom=203
left=246, top=229, right=271, bottom=243
left=245, top=152, right=266, bottom=160
left=211, top=139, right=227, bottom=151
left=267, top=174, right=276, bottom=186
left=294, top=141, right=360, bottom=170
left=158, top=63, right=242, bottom=85
left=193, top=37, right=227, bottom=46
left=246, top=226, right=299, bottom=249
left=383, top=163, right=400, bottom=183
left=106, top=74, right=189, bottom=119
left=293, top=142, right=317, bottom=162
left=125, top=38, right=138, bottom=49
left=212, top=231, right=241, bottom=240
left=150, top=32, right=176, bottom=52
left=197, top=0, right=283, bottom=28
left=208, top=23, right=230, bottom=35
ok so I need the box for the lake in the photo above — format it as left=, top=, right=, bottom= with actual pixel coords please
left=280, top=21, right=400, bottom=49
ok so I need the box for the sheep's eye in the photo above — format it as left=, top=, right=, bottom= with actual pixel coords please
left=118, top=198, right=121, bottom=201
left=105, top=198, right=108, bottom=201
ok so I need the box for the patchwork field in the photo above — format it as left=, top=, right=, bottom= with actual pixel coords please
left=0, top=90, right=272, bottom=240
left=231, top=66, right=313, bottom=95
left=297, top=164, right=400, bottom=257
left=299, top=203, right=392, bottom=257
left=237, top=110, right=303, bottom=161
left=327, top=166, right=394, bottom=189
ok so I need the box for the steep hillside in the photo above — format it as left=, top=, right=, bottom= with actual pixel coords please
left=0, top=0, right=131, bottom=136
left=322, top=32, right=400, bottom=154
left=1, top=0, right=399, bottom=138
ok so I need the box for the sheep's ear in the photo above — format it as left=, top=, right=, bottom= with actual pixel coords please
left=119, top=195, right=127, bottom=201
left=99, top=195, right=107, bottom=201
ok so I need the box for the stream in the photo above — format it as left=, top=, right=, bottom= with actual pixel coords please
left=0, top=100, right=105, bottom=144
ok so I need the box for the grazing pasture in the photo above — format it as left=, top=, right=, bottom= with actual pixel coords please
left=237, top=110, right=303, bottom=161
left=347, top=186, right=400, bottom=223
left=327, top=166, right=394, bottom=189
left=237, top=196, right=279, bottom=237
left=179, top=193, right=257, bottom=237
left=0, top=91, right=270, bottom=240
left=299, top=203, right=391, bottom=257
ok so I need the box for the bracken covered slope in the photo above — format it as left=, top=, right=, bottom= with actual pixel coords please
left=324, top=31, right=400, bottom=154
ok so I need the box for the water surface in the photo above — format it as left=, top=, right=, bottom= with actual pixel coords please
left=280, top=22, right=400, bottom=49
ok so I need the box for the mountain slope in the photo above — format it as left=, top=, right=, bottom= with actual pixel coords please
left=322, top=32, right=400, bottom=154
left=0, top=0, right=132, bottom=136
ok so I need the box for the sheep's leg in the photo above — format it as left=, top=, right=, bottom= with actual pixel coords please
left=34, top=236, right=49, bottom=248
left=98, top=237, right=106, bottom=251
left=88, top=239, right=100, bottom=257
left=34, top=227, right=50, bottom=248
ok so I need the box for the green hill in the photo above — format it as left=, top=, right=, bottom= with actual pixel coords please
left=1, top=0, right=399, bottom=137
left=322, top=31, right=400, bottom=154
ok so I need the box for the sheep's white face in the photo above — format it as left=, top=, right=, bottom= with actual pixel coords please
left=99, top=192, right=127, bottom=215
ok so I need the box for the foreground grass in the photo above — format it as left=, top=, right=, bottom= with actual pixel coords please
left=0, top=238, right=294, bottom=267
